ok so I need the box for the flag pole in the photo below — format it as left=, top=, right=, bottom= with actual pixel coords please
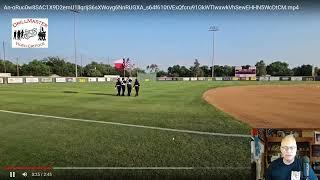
left=124, top=59, right=125, bottom=78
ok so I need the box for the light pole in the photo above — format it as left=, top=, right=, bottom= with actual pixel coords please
left=16, top=57, right=19, bottom=76
left=123, top=58, right=126, bottom=78
left=208, top=26, right=219, bottom=78
left=80, top=55, right=83, bottom=77
left=2, top=41, right=6, bottom=73
left=70, top=9, right=80, bottom=77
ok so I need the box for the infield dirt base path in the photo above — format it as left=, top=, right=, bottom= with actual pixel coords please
left=203, top=85, right=320, bottom=128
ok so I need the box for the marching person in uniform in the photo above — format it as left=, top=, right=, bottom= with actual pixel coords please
left=134, top=79, right=140, bottom=97
left=121, top=77, right=126, bottom=96
left=127, top=78, right=132, bottom=96
left=115, top=78, right=121, bottom=96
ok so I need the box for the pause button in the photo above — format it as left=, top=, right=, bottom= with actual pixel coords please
left=9, top=172, right=15, bottom=178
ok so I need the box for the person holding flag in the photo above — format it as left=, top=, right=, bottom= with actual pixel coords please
left=114, top=58, right=132, bottom=96
left=121, top=77, right=126, bottom=96
left=127, top=78, right=132, bottom=96
left=115, top=78, right=121, bottom=96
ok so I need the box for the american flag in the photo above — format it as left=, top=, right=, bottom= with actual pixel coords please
left=123, top=58, right=130, bottom=69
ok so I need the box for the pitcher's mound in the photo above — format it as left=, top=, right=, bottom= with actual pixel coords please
left=203, top=85, right=320, bottom=128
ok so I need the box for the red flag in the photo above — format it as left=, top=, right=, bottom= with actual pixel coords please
left=114, top=58, right=130, bottom=71
left=114, top=59, right=124, bottom=70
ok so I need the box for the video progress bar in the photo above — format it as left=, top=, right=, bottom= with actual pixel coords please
left=53, top=167, right=250, bottom=170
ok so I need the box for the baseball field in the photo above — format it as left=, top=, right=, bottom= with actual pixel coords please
left=0, top=81, right=319, bottom=179
left=204, top=84, right=320, bottom=128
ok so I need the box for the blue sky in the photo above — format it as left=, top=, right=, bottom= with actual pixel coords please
left=1, top=8, right=319, bottom=70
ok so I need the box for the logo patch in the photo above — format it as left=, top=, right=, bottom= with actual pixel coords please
left=291, top=171, right=300, bottom=180
left=12, top=18, right=48, bottom=48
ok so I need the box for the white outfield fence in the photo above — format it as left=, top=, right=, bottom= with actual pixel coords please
left=156, top=76, right=318, bottom=82
left=0, top=76, right=319, bottom=84
left=0, top=76, right=136, bottom=84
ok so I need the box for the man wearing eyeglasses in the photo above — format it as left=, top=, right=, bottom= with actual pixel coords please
left=266, top=135, right=317, bottom=180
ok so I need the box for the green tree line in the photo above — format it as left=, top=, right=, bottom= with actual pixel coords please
left=0, top=57, right=319, bottom=77
left=157, top=60, right=319, bottom=77
left=0, top=57, right=145, bottom=77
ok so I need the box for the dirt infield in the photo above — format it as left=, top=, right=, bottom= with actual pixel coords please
left=203, top=84, right=320, bottom=128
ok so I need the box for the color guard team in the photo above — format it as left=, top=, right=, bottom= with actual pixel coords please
left=115, top=77, right=140, bottom=96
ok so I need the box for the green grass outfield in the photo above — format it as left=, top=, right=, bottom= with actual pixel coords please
left=0, top=81, right=318, bottom=179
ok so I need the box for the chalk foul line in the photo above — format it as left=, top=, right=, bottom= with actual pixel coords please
left=0, top=109, right=251, bottom=138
